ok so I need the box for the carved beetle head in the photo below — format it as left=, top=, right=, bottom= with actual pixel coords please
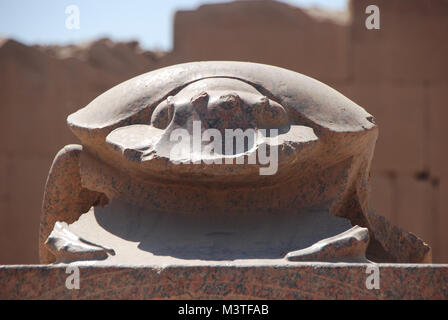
left=67, top=62, right=376, bottom=184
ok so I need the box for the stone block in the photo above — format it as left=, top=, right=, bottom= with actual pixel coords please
left=437, top=177, right=448, bottom=263
left=174, top=1, right=350, bottom=82
left=346, top=84, right=426, bottom=174
left=351, top=0, right=448, bottom=82
left=0, top=264, right=447, bottom=299
left=0, top=156, right=51, bottom=264
left=395, top=176, right=437, bottom=253
left=429, top=84, right=448, bottom=177
left=370, top=174, right=394, bottom=223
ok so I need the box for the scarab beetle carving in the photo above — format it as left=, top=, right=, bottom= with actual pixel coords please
left=40, top=61, right=431, bottom=264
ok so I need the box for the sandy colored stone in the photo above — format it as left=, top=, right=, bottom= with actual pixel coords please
left=429, top=84, right=448, bottom=177
left=172, top=1, right=350, bottom=82
left=344, top=84, right=427, bottom=174
left=351, top=0, right=448, bottom=82
left=437, top=178, right=448, bottom=263
left=370, top=174, right=395, bottom=223
left=394, top=176, right=436, bottom=256
left=0, top=37, right=160, bottom=263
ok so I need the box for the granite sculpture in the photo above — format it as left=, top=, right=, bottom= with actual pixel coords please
left=40, top=61, right=431, bottom=265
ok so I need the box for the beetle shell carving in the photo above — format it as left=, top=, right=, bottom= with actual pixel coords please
left=40, top=62, right=431, bottom=264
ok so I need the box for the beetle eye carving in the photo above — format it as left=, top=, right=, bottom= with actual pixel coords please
left=253, top=96, right=289, bottom=130
left=151, top=96, right=174, bottom=129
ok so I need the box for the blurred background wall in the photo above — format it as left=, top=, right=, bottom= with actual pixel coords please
left=0, top=0, right=447, bottom=263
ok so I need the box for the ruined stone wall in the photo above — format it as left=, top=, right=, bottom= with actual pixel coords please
left=0, top=0, right=447, bottom=263
left=0, top=38, right=159, bottom=263
left=347, top=0, right=448, bottom=263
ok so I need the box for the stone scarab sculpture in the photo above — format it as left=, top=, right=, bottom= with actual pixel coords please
left=40, top=61, right=430, bottom=264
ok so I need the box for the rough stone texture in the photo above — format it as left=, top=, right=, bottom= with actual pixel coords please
left=40, top=144, right=108, bottom=263
left=366, top=209, right=431, bottom=263
left=38, top=61, right=431, bottom=266
left=1, top=0, right=448, bottom=263
left=0, top=263, right=447, bottom=299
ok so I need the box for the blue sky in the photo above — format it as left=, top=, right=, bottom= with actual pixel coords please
left=0, top=0, right=347, bottom=50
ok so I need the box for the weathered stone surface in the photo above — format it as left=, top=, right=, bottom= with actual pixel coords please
left=2, top=0, right=448, bottom=264
left=394, top=176, right=436, bottom=256
left=39, top=61, right=430, bottom=266
left=365, top=209, right=431, bottom=263
left=40, top=144, right=108, bottom=263
left=172, top=1, right=350, bottom=82
left=438, top=179, right=448, bottom=263
left=0, top=263, right=447, bottom=299
left=65, top=205, right=353, bottom=264
left=369, top=174, right=440, bottom=263
left=370, top=174, right=394, bottom=223
left=344, top=84, right=427, bottom=174
left=46, top=222, right=115, bottom=262
left=286, top=226, right=369, bottom=262
left=429, top=84, right=448, bottom=177
left=352, top=0, right=448, bottom=82
left=0, top=155, right=49, bottom=264
left=0, top=38, right=134, bottom=264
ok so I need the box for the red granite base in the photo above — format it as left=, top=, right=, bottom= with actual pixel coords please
left=0, top=263, right=447, bottom=299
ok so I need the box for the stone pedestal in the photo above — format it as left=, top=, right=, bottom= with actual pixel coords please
left=7, top=62, right=440, bottom=301
left=1, top=263, right=447, bottom=299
